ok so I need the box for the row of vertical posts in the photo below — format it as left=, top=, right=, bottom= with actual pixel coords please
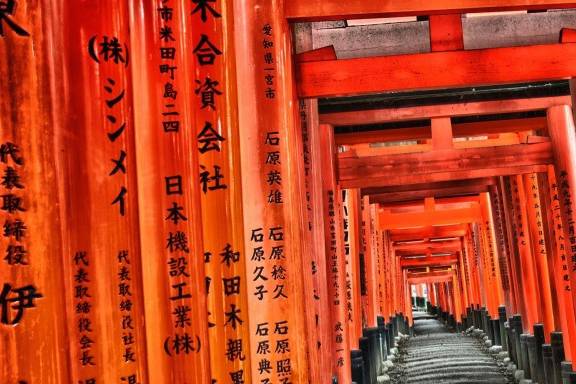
left=463, top=306, right=576, bottom=383
left=0, top=1, right=412, bottom=383
left=350, top=314, right=409, bottom=384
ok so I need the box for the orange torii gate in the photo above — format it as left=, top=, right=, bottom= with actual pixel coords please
left=5, top=0, right=576, bottom=381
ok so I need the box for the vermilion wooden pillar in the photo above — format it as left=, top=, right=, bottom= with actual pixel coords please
left=0, top=2, right=71, bottom=382
left=343, top=189, right=364, bottom=349
left=362, top=196, right=379, bottom=327
left=130, top=1, right=214, bottom=382
left=59, top=2, right=152, bottom=382
left=523, top=173, right=555, bottom=338
left=296, top=24, right=333, bottom=383
left=374, top=208, right=386, bottom=318
left=460, top=237, right=477, bottom=308
left=466, top=226, right=483, bottom=308
left=319, top=124, right=351, bottom=384
left=456, top=250, right=470, bottom=311
left=489, top=184, right=516, bottom=315
left=545, top=166, right=576, bottom=361
left=546, top=105, right=576, bottom=367
left=479, top=193, right=505, bottom=317
left=234, top=0, right=311, bottom=381
left=510, top=175, right=541, bottom=331
left=499, top=177, right=525, bottom=317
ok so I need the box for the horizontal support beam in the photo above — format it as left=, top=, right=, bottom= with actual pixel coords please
left=339, top=142, right=552, bottom=188
left=408, top=270, right=454, bottom=284
left=324, top=96, right=571, bottom=125
left=335, top=117, right=548, bottom=145
left=297, top=43, right=576, bottom=98
left=395, top=239, right=461, bottom=254
left=362, top=178, right=496, bottom=196
left=389, top=224, right=467, bottom=242
left=370, top=185, right=489, bottom=203
left=286, top=1, right=576, bottom=21
left=380, top=205, right=481, bottom=229
left=401, top=255, right=459, bottom=268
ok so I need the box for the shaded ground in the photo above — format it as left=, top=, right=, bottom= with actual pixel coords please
left=389, top=312, right=512, bottom=384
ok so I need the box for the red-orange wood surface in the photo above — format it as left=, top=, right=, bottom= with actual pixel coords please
left=0, top=1, right=71, bottom=382
left=479, top=193, right=505, bottom=317
left=285, top=0, right=576, bottom=21
left=488, top=184, right=516, bottom=314
left=319, top=124, right=352, bottom=384
left=545, top=166, right=576, bottom=361
left=338, top=142, right=553, bottom=189
left=343, top=189, right=364, bottom=349
left=361, top=196, right=379, bottom=327
left=335, top=117, right=547, bottom=146
left=500, top=177, right=527, bottom=318
left=300, top=98, right=333, bottom=383
left=58, top=1, right=151, bottom=382
left=546, top=105, right=576, bottom=363
left=234, top=0, right=312, bottom=381
left=510, top=176, right=542, bottom=331
left=130, top=1, right=214, bottom=381
left=429, top=14, right=463, bottom=52
left=297, top=44, right=576, bottom=98
left=187, top=0, right=254, bottom=380
left=523, top=174, right=555, bottom=338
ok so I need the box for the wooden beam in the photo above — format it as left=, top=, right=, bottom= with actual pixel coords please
left=324, top=97, right=569, bottom=126
left=401, top=255, right=459, bottom=268
left=389, top=224, right=467, bottom=242
left=380, top=205, right=481, bottom=229
left=297, top=43, right=576, bottom=98
left=285, top=0, right=576, bottom=22
left=395, top=240, right=462, bottom=255
left=335, top=117, right=547, bottom=146
left=295, top=46, right=337, bottom=63
left=431, top=117, right=454, bottom=149
left=339, top=142, right=553, bottom=188
left=429, top=15, right=463, bottom=52
left=408, top=272, right=454, bottom=285
left=362, top=178, right=496, bottom=196
left=369, top=185, right=489, bottom=204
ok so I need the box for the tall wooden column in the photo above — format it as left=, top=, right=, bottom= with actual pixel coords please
left=489, top=184, right=516, bottom=314
left=362, top=196, right=378, bottom=327
left=500, top=177, right=525, bottom=317
left=0, top=1, right=71, bottom=382
left=58, top=1, right=152, bottom=382
left=319, top=124, right=351, bottom=384
left=479, top=193, right=505, bottom=317
left=546, top=105, right=576, bottom=366
left=523, top=173, right=555, bottom=337
left=343, top=189, right=364, bottom=349
left=545, top=166, right=576, bottom=361
left=295, top=23, right=332, bottom=383
left=189, top=0, right=255, bottom=381
left=509, top=175, right=541, bottom=330
left=234, top=1, right=311, bottom=381
left=130, top=1, right=215, bottom=382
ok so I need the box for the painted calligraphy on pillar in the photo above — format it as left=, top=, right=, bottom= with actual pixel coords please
left=490, top=190, right=510, bottom=291
left=153, top=1, right=201, bottom=361
left=88, top=35, right=130, bottom=216
left=262, top=24, right=276, bottom=100
left=555, top=171, right=575, bottom=289
left=342, top=191, right=353, bottom=323
left=0, top=0, right=29, bottom=37
left=0, top=142, right=43, bottom=330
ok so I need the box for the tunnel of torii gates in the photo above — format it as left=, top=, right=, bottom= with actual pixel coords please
left=6, top=1, right=576, bottom=384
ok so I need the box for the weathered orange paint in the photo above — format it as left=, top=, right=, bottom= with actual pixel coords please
left=234, top=0, right=312, bottom=381
left=0, top=1, right=71, bottom=382
left=319, top=124, right=351, bottom=384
